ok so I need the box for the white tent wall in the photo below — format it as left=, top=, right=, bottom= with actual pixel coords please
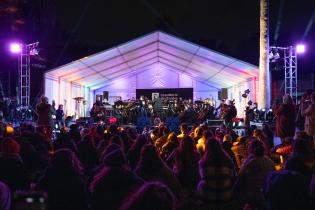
left=44, top=74, right=90, bottom=118
left=227, top=77, right=258, bottom=117
left=94, top=66, right=219, bottom=104
left=44, top=75, right=59, bottom=105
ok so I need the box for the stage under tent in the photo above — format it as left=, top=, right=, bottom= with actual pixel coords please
left=44, top=31, right=259, bottom=118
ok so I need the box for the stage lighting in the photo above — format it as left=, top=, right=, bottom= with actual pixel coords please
left=259, top=109, right=266, bottom=122
left=10, top=43, right=21, bottom=53
left=296, top=44, right=305, bottom=54
left=266, top=109, right=274, bottom=122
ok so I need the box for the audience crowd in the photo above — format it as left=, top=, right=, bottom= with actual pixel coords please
left=0, top=93, right=314, bottom=210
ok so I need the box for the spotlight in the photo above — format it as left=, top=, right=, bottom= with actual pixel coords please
left=10, top=43, right=21, bottom=53
left=296, top=44, right=305, bottom=54
left=266, top=109, right=274, bottom=122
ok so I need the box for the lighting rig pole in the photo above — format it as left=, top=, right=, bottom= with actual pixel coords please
left=10, top=42, right=39, bottom=119
left=269, top=44, right=305, bottom=104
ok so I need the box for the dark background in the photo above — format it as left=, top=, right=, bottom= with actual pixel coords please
left=0, top=0, right=315, bottom=105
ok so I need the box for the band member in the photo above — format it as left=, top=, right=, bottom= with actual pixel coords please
left=224, top=100, right=237, bottom=128
left=153, top=96, right=163, bottom=118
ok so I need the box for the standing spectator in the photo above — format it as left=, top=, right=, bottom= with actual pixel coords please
left=160, top=132, right=179, bottom=160
left=36, top=96, right=55, bottom=136
left=262, top=123, right=274, bottom=148
left=177, top=123, right=189, bottom=142
left=90, top=149, right=143, bottom=210
left=264, top=170, right=310, bottom=210
left=127, top=134, right=148, bottom=170
left=37, top=149, right=89, bottom=210
left=197, top=138, right=236, bottom=207
left=222, top=134, right=238, bottom=169
left=285, top=138, right=315, bottom=182
left=77, top=134, right=99, bottom=176
left=301, top=92, right=315, bottom=141
left=135, top=144, right=183, bottom=200
left=55, top=104, right=65, bottom=128
left=0, top=138, right=29, bottom=190
left=235, top=139, right=275, bottom=210
left=274, top=94, right=296, bottom=142
left=172, top=136, right=200, bottom=193
left=231, top=136, right=248, bottom=170
left=0, top=181, right=11, bottom=210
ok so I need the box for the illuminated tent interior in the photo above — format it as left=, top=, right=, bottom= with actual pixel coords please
left=44, top=31, right=259, bottom=117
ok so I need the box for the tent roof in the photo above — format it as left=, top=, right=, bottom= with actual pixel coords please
left=45, top=31, right=258, bottom=90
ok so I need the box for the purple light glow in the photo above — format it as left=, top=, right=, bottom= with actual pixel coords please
left=10, top=43, right=21, bottom=53
left=296, top=44, right=306, bottom=54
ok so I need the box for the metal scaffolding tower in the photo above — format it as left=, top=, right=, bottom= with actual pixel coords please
left=284, top=46, right=298, bottom=103
left=270, top=46, right=298, bottom=103
left=18, top=42, right=39, bottom=110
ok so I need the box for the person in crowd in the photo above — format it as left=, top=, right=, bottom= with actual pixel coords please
left=118, top=129, right=134, bottom=153
left=68, top=124, right=82, bottom=144
left=196, top=129, right=213, bottom=155
left=53, top=131, right=77, bottom=152
left=120, top=182, right=176, bottom=210
left=231, top=136, right=248, bottom=170
left=262, top=123, right=274, bottom=148
left=177, top=123, right=189, bottom=142
left=274, top=94, right=296, bottom=142
left=0, top=137, right=29, bottom=190
left=0, top=181, right=11, bottom=210
left=197, top=138, right=236, bottom=207
left=90, top=148, right=143, bottom=210
left=36, top=149, right=89, bottom=210
left=284, top=138, right=315, bottom=182
left=55, top=104, right=65, bottom=128
left=301, top=92, right=315, bottom=141
left=155, top=127, right=170, bottom=152
left=15, top=130, right=48, bottom=172
left=222, top=134, right=238, bottom=168
left=263, top=170, right=310, bottom=210
left=127, top=134, right=148, bottom=170
left=171, top=136, right=199, bottom=193
left=191, top=126, right=203, bottom=143
left=77, top=134, right=99, bottom=176
left=134, top=144, right=183, bottom=200
left=36, top=96, right=55, bottom=136
left=160, top=132, right=179, bottom=160
left=253, top=129, right=271, bottom=156
left=235, top=139, right=275, bottom=210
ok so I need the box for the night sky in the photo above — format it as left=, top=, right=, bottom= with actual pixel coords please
left=0, top=0, right=315, bottom=100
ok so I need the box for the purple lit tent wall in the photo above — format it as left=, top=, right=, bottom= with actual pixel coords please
left=44, top=31, right=259, bottom=117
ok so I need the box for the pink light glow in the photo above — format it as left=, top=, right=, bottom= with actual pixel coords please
left=10, top=43, right=21, bottom=53
left=296, top=44, right=305, bottom=54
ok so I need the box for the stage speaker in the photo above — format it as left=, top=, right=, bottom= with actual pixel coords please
left=218, top=88, right=228, bottom=100
left=103, top=91, right=109, bottom=101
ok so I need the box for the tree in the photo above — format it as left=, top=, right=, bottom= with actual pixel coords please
left=258, top=0, right=271, bottom=109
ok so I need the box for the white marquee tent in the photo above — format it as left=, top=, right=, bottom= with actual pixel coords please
left=44, top=31, right=259, bottom=117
